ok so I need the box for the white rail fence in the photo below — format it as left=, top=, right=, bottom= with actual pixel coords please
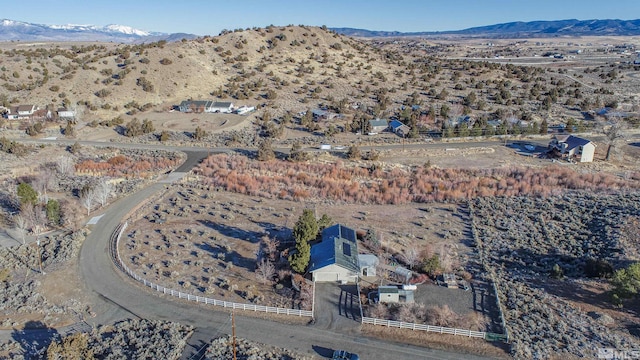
left=112, top=222, right=313, bottom=318
left=362, top=317, right=487, bottom=339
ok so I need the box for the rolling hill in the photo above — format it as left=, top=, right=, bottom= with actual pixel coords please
left=332, top=19, right=640, bottom=38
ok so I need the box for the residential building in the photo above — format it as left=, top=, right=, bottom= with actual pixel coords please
left=210, top=101, right=234, bottom=113
left=549, top=134, right=596, bottom=162
left=311, top=108, right=338, bottom=121
left=389, top=119, right=411, bottom=137
left=17, top=104, right=37, bottom=117
left=179, top=100, right=213, bottom=113
left=368, top=119, right=388, bottom=133
left=57, top=108, right=75, bottom=119
left=308, top=224, right=359, bottom=283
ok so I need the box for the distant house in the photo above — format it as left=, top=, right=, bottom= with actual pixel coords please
left=311, top=108, right=338, bottom=121
left=17, top=105, right=37, bottom=117
left=308, top=224, right=359, bottom=283
left=4, top=106, right=19, bottom=120
left=57, top=108, right=75, bottom=119
left=4, top=105, right=38, bottom=120
left=389, top=119, right=411, bottom=137
left=549, top=134, right=596, bottom=163
left=368, top=119, right=388, bottom=133
left=179, top=100, right=213, bottom=113
left=210, top=101, right=234, bottom=113
left=487, top=119, right=502, bottom=129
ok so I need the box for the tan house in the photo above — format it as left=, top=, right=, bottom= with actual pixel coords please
left=549, top=135, right=596, bottom=163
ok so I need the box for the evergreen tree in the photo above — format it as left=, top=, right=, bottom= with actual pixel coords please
left=17, top=183, right=37, bottom=207
left=193, top=126, right=207, bottom=140
left=288, top=141, right=308, bottom=162
left=64, top=122, right=75, bottom=137
left=46, top=199, right=61, bottom=226
left=257, top=139, right=275, bottom=161
left=347, top=145, right=361, bottom=160
left=159, top=130, right=170, bottom=142
left=611, top=262, right=640, bottom=306
left=317, top=214, right=332, bottom=231
left=289, top=238, right=310, bottom=273
left=288, top=209, right=319, bottom=273
left=293, top=209, right=319, bottom=244
left=540, top=119, right=549, bottom=135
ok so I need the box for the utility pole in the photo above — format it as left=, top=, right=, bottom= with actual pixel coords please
left=232, top=310, right=237, bottom=360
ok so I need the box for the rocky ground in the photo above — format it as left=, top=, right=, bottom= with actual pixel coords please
left=470, top=192, right=640, bottom=359
left=0, top=231, right=90, bottom=329
left=203, top=335, right=315, bottom=360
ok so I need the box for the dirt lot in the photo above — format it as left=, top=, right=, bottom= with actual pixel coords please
left=78, top=110, right=256, bottom=142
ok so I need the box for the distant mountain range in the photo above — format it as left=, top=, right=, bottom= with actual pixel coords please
left=0, top=19, right=197, bottom=42
left=332, top=19, right=640, bottom=38
left=3, top=18, right=640, bottom=43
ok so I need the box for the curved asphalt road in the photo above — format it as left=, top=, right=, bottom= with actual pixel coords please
left=75, top=150, right=496, bottom=360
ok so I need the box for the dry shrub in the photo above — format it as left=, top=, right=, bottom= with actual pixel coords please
left=76, top=154, right=181, bottom=178
left=255, top=258, right=275, bottom=284
left=426, top=304, right=459, bottom=327
left=194, top=154, right=640, bottom=205
left=368, top=303, right=389, bottom=318
left=458, top=311, right=487, bottom=331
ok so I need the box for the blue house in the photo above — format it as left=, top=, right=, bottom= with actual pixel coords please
left=389, top=119, right=411, bottom=137
left=308, top=224, right=360, bottom=283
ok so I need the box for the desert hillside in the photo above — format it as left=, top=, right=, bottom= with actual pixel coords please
left=1, top=25, right=638, bottom=128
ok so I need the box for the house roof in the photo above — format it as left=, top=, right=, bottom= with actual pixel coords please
left=212, top=101, right=233, bottom=108
left=395, top=124, right=411, bottom=134
left=389, top=119, right=405, bottom=129
left=180, top=100, right=212, bottom=108
left=17, top=105, right=35, bottom=112
left=312, top=109, right=333, bottom=117
left=378, top=286, right=399, bottom=294
left=309, top=224, right=359, bottom=273
left=368, top=118, right=388, bottom=128
left=553, top=134, right=594, bottom=151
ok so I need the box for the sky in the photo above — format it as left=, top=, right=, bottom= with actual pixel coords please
left=4, top=0, right=640, bottom=36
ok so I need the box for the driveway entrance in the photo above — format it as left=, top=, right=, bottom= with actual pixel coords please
left=313, top=282, right=362, bottom=333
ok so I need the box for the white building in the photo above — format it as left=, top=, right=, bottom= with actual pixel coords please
left=549, top=135, right=596, bottom=163
left=209, top=102, right=234, bottom=113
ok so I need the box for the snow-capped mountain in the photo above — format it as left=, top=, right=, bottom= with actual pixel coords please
left=0, top=19, right=195, bottom=42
